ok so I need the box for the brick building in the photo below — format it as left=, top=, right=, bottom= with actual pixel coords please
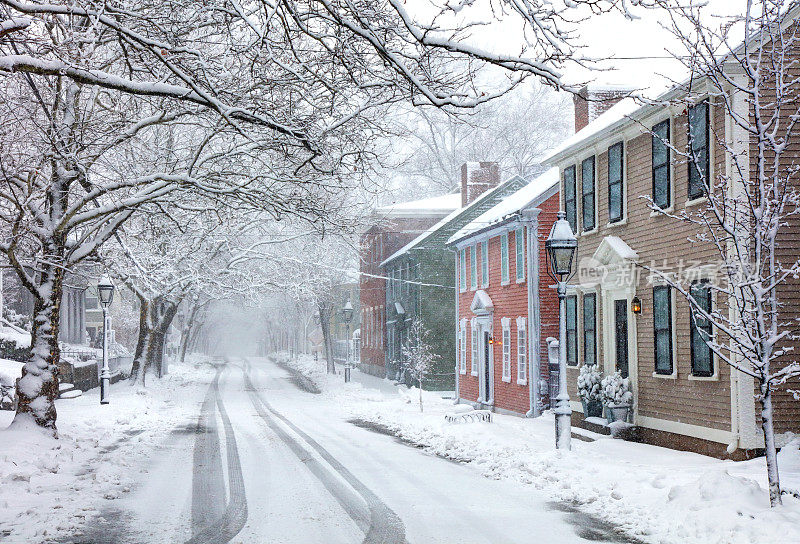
left=448, top=168, right=560, bottom=415
left=359, top=194, right=459, bottom=377
left=382, top=164, right=528, bottom=390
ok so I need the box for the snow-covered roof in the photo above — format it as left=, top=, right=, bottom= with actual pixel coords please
left=543, top=4, right=800, bottom=166
left=375, top=193, right=460, bottom=218
left=381, top=177, right=521, bottom=267
left=448, top=168, right=560, bottom=244
left=541, top=96, right=643, bottom=164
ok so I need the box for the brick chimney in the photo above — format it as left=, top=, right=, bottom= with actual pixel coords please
left=461, top=162, right=500, bottom=206
left=573, top=85, right=632, bottom=133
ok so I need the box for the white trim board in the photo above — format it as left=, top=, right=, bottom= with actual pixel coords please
left=636, top=415, right=733, bottom=445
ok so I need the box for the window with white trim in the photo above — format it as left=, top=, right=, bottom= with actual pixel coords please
left=500, top=234, right=509, bottom=283
left=608, top=142, right=624, bottom=223
left=480, top=240, right=489, bottom=288
left=516, top=317, right=527, bottom=384
left=690, top=281, right=713, bottom=377
left=653, top=286, right=673, bottom=375
left=652, top=119, right=671, bottom=209
left=515, top=228, right=525, bottom=281
left=581, top=156, right=596, bottom=231
left=470, top=245, right=478, bottom=290
left=501, top=317, right=511, bottom=382
left=688, top=100, right=710, bottom=200
left=470, top=318, right=478, bottom=375
left=564, top=166, right=577, bottom=233
left=459, top=250, right=466, bottom=291
left=459, top=319, right=467, bottom=374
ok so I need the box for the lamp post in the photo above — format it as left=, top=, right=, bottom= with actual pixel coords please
left=97, top=275, right=115, bottom=405
left=341, top=301, right=354, bottom=382
left=545, top=211, right=578, bottom=450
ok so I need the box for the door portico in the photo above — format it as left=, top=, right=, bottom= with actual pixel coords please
left=471, top=290, right=495, bottom=405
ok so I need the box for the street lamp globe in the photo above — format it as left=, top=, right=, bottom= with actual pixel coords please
left=545, top=211, right=578, bottom=282
left=97, top=275, right=115, bottom=308
left=341, top=301, right=354, bottom=323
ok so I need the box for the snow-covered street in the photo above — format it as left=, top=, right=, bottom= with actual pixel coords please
left=1, top=356, right=637, bottom=543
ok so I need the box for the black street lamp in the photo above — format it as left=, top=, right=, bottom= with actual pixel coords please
left=341, top=301, right=354, bottom=382
left=97, top=275, right=115, bottom=405
left=545, top=211, right=578, bottom=450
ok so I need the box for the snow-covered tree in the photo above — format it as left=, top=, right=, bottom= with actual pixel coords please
left=645, top=0, right=800, bottom=506
left=0, top=0, right=626, bottom=433
left=401, top=319, right=440, bottom=412
left=389, top=85, right=572, bottom=197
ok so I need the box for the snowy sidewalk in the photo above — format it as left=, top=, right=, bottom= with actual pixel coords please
left=0, top=357, right=215, bottom=543
left=279, top=353, right=800, bottom=544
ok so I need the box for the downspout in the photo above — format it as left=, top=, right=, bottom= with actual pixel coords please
left=452, top=248, right=460, bottom=404
left=522, top=209, right=542, bottom=417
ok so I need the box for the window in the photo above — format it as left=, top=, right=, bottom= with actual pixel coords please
left=581, top=156, right=596, bottom=232
left=653, top=286, right=673, bottom=375
left=501, top=318, right=511, bottom=382
left=470, top=245, right=477, bottom=290
left=690, top=281, right=714, bottom=377
left=459, top=319, right=467, bottom=374
left=652, top=119, right=671, bottom=209
left=608, top=143, right=624, bottom=223
left=566, top=295, right=578, bottom=366
left=515, top=228, right=525, bottom=281
left=500, top=233, right=510, bottom=283
left=459, top=250, right=466, bottom=291
left=480, top=240, right=489, bottom=287
left=85, top=295, right=99, bottom=310
left=564, top=166, right=577, bottom=233
left=688, top=101, right=710, bottom=200
left=516, top=317, right=527, bottom=384
left=583, top=293, right=596, bottom=365
left=470, top=319, right=478, bottom=375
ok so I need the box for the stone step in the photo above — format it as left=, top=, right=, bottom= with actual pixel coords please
left=59, top=389, right=82, bottom=399
left=59, top=383, right=75, bottom=392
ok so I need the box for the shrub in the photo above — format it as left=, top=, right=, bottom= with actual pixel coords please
left=601, top=370, right=633, bottom=407
left=577, top=364, right=602, bottom=401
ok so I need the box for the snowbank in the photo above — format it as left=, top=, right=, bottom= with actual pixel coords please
left=0, top=355, right=215, bottom=543
left=279, top=353, right=800, bottom=544
left=0, top=326, right=30, bottom=349
left=0, top=358, right=23, bottom=386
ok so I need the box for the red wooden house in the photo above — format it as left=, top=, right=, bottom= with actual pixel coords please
left=447, top=169, right=560, bottom=416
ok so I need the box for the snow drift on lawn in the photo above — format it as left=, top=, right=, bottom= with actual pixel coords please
left=280, top=353, right=800, bottom=544
left=0, top=356, right=214, bottom=543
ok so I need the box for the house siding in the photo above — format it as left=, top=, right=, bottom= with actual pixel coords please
left=560, top=99, right=734, bottom=439
left=456, top=191, right=561, bottom=415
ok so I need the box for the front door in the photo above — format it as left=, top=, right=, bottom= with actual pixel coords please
left=483, top=331, right=492, bottom=402
left=614, top=299, right=629, bottom=378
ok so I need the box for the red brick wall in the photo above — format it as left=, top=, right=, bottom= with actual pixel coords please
left=360, top=216, right=443, bottom=370
left=573, top=87, right=630, bottom=133
left=461, top=162, right=501, bottom=206
left=537, top=194, right=561, bottom=398
left=457, top=194, right=560, bottom=414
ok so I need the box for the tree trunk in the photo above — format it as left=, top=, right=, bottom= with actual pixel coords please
left=129, top=298, right=178, bottom=386
left=319, top=304, right=336, bottom=374
left=128, top=299, right=151, bottom=384
left=759, top=384, right=782, bottom=506
left=419, top=379, right=423, bottom=413
left=12, top=253, right=65, bottom=435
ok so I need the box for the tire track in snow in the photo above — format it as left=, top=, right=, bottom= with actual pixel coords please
left=185, top=363, right=248, bottom=544
left=242, top=359, right=407, bottom=544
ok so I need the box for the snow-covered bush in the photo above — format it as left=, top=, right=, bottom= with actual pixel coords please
left=601, top=370, right=632, bottom=407
left=577, top=364, right=602, bottom=401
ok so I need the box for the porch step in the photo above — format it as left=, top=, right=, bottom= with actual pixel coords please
left=581, top=416, right=612, bottom=435
left=59, top=382, right=74, bottom=392
left=59, top=389, right=82, bottom=399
